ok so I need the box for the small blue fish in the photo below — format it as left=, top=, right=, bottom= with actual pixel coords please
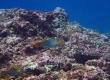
left=34, top=37, right=65, bottom=48
left=1, top=70, right=22, bottom=76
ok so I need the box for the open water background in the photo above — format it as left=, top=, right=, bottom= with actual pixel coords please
left=0, top=0, right=110, bottom=33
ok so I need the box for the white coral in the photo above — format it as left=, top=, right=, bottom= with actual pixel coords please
left=6, top=35, right=16, bottom=44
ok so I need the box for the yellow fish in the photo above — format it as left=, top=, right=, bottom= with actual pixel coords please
left=34, top=37, right=65, bottom=48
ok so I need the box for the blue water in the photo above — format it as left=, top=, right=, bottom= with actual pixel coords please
left=0, top=0, right=110, bottom=33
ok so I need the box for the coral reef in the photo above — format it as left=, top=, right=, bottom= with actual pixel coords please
left=0, top=7, right=110, bottom=80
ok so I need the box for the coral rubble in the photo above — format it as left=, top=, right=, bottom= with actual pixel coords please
left=0, top=7, right=110, bottom=80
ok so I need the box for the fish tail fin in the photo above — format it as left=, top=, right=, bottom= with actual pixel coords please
left=34, top=41, right=41, bottom=47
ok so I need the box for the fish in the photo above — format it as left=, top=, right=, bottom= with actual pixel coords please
left=34, top=37, right=65, bottom=48
left=1, top=70, right=22, bottom=76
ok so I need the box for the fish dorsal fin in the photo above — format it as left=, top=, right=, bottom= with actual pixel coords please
left=44, top=37, right=57, bottom=41
left=40, top=37, right=50, bottom=44
left=44, top=37, right=50, bottom=40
